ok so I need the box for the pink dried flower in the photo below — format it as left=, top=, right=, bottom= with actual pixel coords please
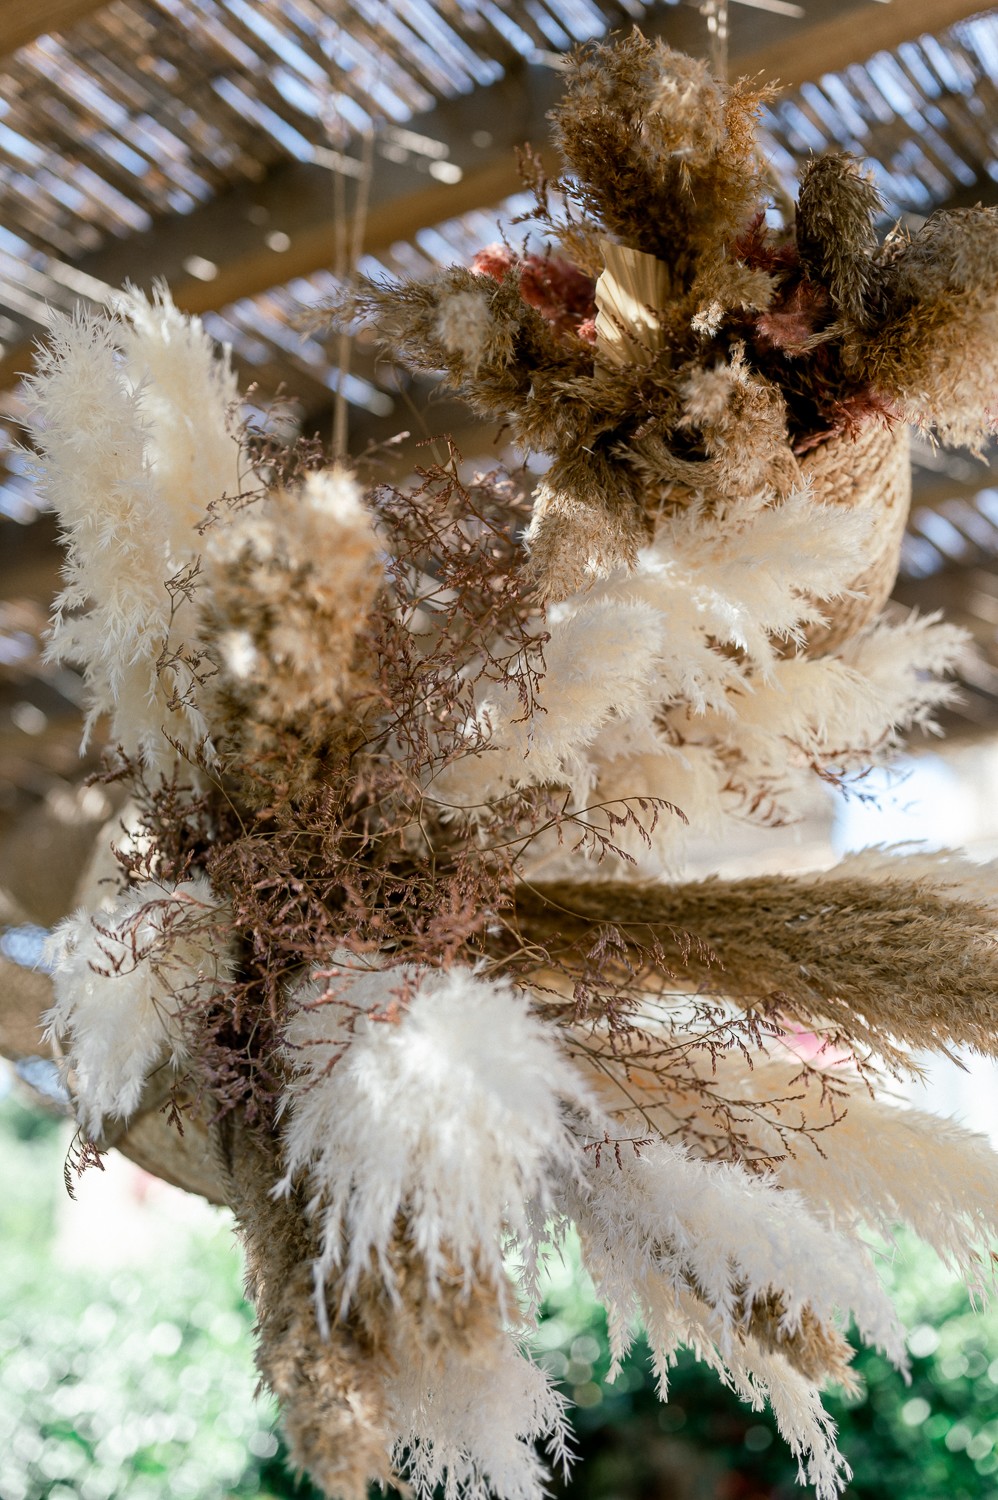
left=473, top=243, right=596, bottom=334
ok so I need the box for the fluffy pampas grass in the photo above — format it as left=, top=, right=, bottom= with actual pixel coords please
left=45, top=876, right=229, bottom=1138
left=387, top=1333, right=571, bottom=1500
left=25, top=290, right=241, bottom=771
left=25, top=28, right=998, bottom=1500
left=279, top=963, right=594, bottom=1309
left=557, top=1140, right=904, bottom=1500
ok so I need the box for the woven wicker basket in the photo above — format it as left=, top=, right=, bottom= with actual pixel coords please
left=798, top=420, right=911, bottom=654
left=653, top=418, right=911, bottom=656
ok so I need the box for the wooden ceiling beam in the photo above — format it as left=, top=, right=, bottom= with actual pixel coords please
left=738, top=0, right=994, bottom=92
left=0, top=63, right=563, bottom=390
left=0, top=0, right=111, bottom=59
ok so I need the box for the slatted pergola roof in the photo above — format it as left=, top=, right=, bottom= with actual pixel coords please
left=3, top=0, right=998, bottom=817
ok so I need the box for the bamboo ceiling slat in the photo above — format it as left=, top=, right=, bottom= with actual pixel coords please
left=744, top=0, right=997, bottom=90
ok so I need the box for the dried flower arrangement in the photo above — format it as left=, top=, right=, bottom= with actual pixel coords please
left=21, top=30, right=998, bottom=1500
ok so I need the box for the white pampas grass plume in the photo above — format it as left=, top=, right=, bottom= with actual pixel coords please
left=116, top=284, right=240, bottom=562
left=563, top=1140, right=905, bottom=1376
left=601, top=489, right=873, bottom=715
left=744, top=1347, right=850, bottom=1500
left=706, top=1041, right=998, bottom=1278
left=555, top=1140, right=906, bottom=1499
left=716, top=611, right=967, bottom=777
left=387, top=1330, right=571, bottom=1500
left=781, top=1102, right=998, bottom=1282
left=279, top=963, right=593, bottom=1307
left=25, top=291, right=240, bottom=770
left=45, top=876, right=229, bottom=1138
left=836, top=609, right=970, bottom=734
left=439, top=596, right=664, bottom=806
left=437, top=478, right=914, bottom=864
left=27, top=309, right=173, bottom=760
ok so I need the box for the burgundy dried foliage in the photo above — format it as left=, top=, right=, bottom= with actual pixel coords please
left=729, top=210, right=798, bottom=276
left=472, top=244, right=597, bottom=337
left=718, top=217, right=900, bottom=449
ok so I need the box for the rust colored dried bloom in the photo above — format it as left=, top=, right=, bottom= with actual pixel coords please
left=754, top=277, right=832, bottom=357
left=730, top=210, right=799, bottom=276
left=512, top=854, right=998, bottom=1065
left=848, top=206, right=998, bottom=450
left=471, top=244, right=516, bottom=281
left=795, top=154, right=883, bottom=329
left=473, top=244, right=597, bottom=335
left=520, top=253, right=597, bottom=331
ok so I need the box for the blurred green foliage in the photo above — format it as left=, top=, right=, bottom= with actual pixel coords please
left=537, top=1228, right=998, bottom=1500
left=3, top=1083, right=998, bottom=1500
left=0, top=1086, right=303, bottom=1500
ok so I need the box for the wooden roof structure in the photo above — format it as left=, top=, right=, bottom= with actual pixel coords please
left=3, top=0, right=998, bottom=826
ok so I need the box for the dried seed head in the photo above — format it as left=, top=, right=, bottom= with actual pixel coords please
left=796, top=153, right=883, bottom=327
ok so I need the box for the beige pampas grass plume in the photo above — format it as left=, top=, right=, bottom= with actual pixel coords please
left=795, top=154, right=882, bottom=329
left=525, top=446, right=646, bottom=599
left=551, top=30, right=767, bottom=275
left=201, top=465, right=382, bottom=781
left=220, top=1124, right=395, bottom=1500
left=678, top=345, right=793, bottom=502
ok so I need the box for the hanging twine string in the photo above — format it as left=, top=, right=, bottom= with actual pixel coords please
left=321, top=11, right=378, bottom=462
left=701, top=0, right=729, bottom=80
left=331, top=126, right=375, bottom=462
